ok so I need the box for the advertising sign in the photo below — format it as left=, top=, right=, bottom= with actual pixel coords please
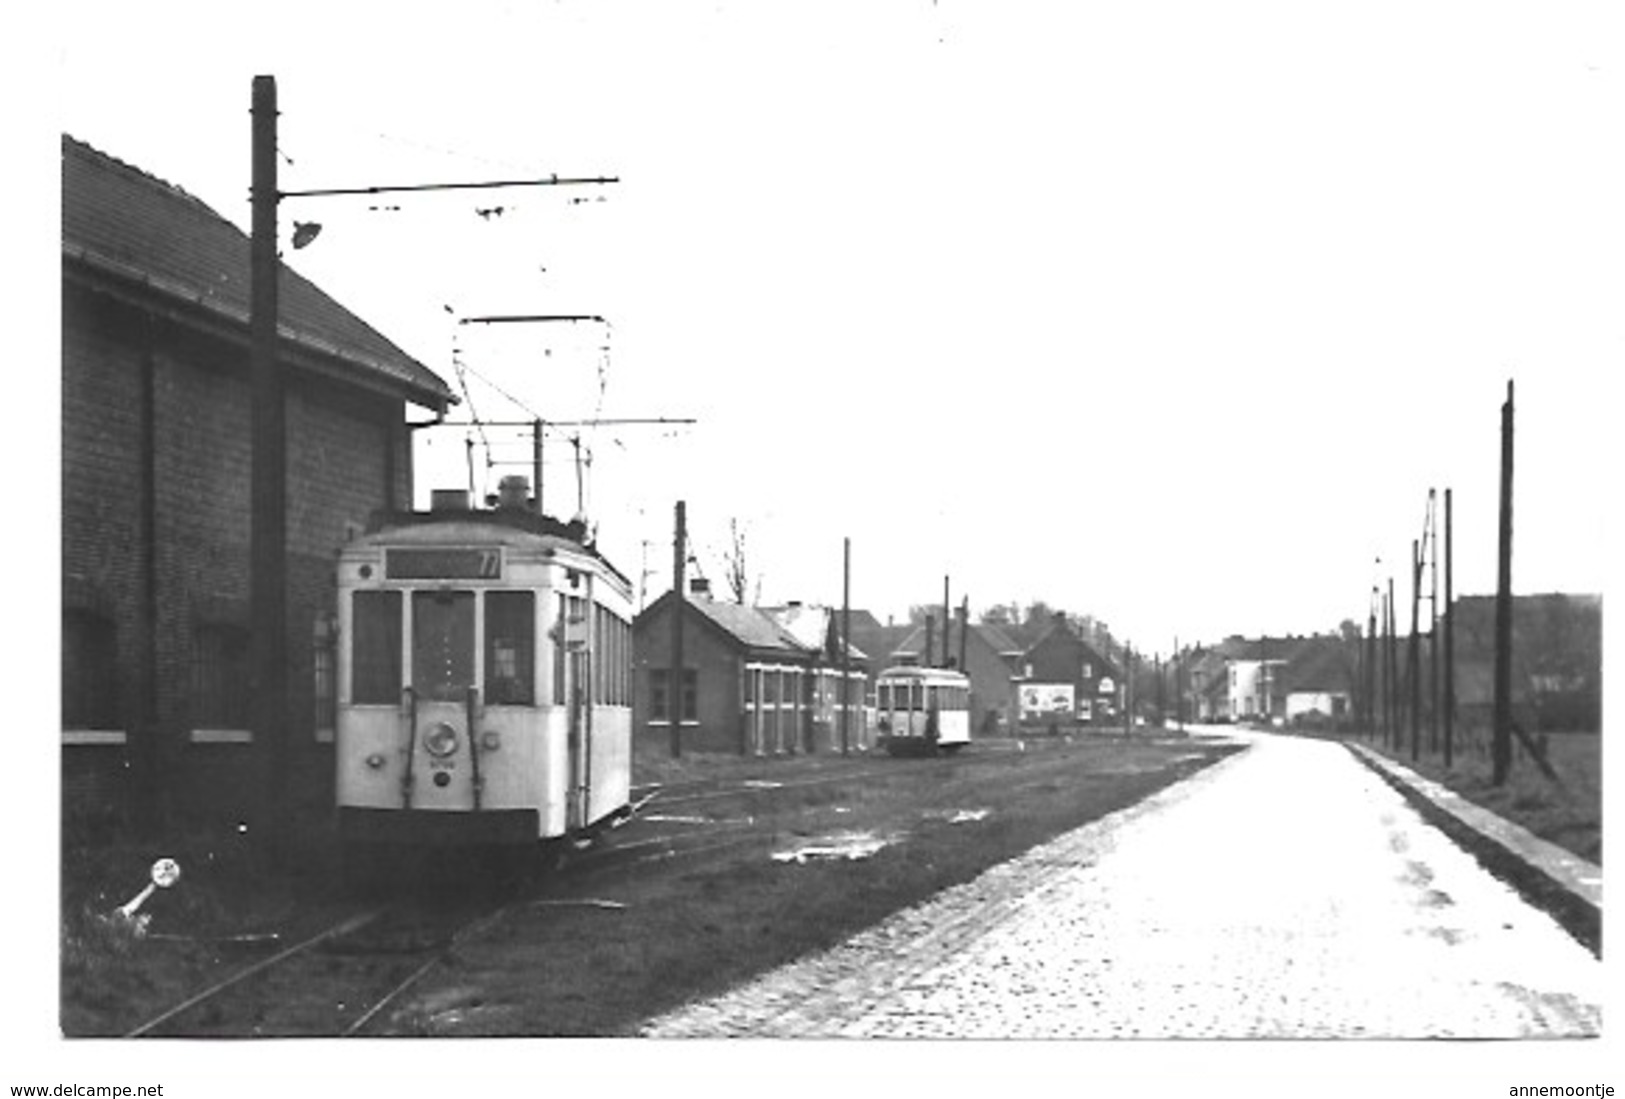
left=1020, top=683, right=1075, bottom=719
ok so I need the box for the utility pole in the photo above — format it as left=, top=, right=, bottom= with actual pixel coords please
left=249, top=75, right=288, bottom=859
left=841, top=537, right=851, bottom=757
left=1444, top=488, right=1455, bottom=769
left=941, top=576, right=951, bottom=668
left=1493, top=382, right=1515, bottom=785
left=958, top=597, right=969, bottom=677
left=1386, top=577, right=1398, bottom=751
left=1366, top=586, right=1378, bottom=742
left=671, top=500, right=686, bottom=758
left=1409, top=538, right=1422, bottom=761
left=1428, top=489, right=1440, bottom=754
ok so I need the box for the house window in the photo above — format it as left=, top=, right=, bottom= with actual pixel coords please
left=649, top=668, right=697, bottom=722
left=1081, top=661, right=1093, bottom=679
left=63, top=608, right=119, bottom=730
left=193, top=621, right=251, bottom=731
left=351, top=591, right=402, bottom=704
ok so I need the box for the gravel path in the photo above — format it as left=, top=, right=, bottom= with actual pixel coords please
left=641, top=731, right=1601, bottom=1038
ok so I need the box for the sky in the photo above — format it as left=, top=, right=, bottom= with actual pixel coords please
left=14, top=1, right=1624, bottom=1089
left=41, top=0, right=1621, bottom=657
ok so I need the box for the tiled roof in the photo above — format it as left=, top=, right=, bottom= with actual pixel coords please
left=1281, top=641, right=1352, bottom=694
left=688, top=597, right=805, bottom=653
left=62, top=135, right=454, bottom=409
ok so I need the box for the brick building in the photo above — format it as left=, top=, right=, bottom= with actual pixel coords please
left=61, top=135, right=455, bottom=826
left=1017, top=613, right=1120, bottom=726
left=633, top=582, right=870, bottom=756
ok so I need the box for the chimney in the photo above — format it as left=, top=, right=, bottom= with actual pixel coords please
left=430, top=489, right=470, bottom=513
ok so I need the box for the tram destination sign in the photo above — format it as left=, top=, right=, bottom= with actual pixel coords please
left=386, top=547, right=502, bottom=580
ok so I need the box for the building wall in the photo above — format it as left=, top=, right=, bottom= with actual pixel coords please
left=634, top=601, right=752, bottom=755
left=62, top=284, right=412, bottom=824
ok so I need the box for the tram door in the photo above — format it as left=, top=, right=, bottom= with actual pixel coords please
left=560, top=593, right=592, bottom=828
left=411, top=590, right=477, bottom=806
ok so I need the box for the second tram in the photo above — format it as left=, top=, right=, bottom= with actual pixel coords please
left=874, top=665, right=971, bottom=756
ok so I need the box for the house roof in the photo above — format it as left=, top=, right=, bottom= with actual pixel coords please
left=62, top=135, right=455, bottom=411
left=688, top=596, right=804, bottom=652
left=762, top=604, right=868, bottom=661
left=974, top=623, right=1024, bottom=655
left=1280, top=640, right=1353, bottom=694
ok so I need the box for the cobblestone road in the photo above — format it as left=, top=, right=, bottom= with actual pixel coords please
left=641, top=730, right=1601, bottom=1038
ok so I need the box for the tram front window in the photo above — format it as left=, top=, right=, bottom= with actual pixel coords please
left=351, top=590, right=402, bottom=704
left=485, top=590, right=535, bottom=705
left=412, top=590, right=475, bottom=702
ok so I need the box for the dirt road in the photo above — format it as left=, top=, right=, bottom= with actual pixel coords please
left=641, top=730, right=1602, bottom=1038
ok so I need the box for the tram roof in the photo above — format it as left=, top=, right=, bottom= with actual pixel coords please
left=875, top=664, right=970, bottom=683
left=357, top=506, right=632, bottom=587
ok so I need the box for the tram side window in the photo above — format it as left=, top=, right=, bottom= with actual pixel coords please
left=485, top=591, right=535, bottom=705
left=351, top=591, right=402, bottom=704
left=412, top=590, right=475, bottom=702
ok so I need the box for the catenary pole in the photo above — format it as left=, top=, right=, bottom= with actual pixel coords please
left=671, top=501, right=685, bottom=758
left=841, top=538, right=851, bottom=757
left=250, top=75, right=288, bottom=859
left=1444, top=488, right=1455, bottom=768
left=1493, top=382, right=1515, bottom=785
left=1409, top=538, right=1422, bottom=761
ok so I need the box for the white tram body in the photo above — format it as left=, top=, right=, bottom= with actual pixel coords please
left=874, top=665, right=971, bottom=756
left=335, top=501, right=633, bottom=847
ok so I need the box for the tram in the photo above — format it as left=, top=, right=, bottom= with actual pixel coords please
left=333, top=482, right=633, bottom=854
left=874, top=665, right=971, bottom=756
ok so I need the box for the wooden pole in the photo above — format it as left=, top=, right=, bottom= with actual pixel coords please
left=1493, top=381, right=1515, bottom=785
left=841, top=537, right=851, bottom=757
left=1429, top=489, right=1440, bottom=754
left=249, top=74, right=287, bottom=857
left=1386, top=578, right=1398, bottom=750
left=958, top=597, right=969, bottom=676
left=1409, top=537, right=1422, bottom=761
left=671, top=500, right=685, bottom=758
left=1444, top=488, right=1455, bottom=769
left=1366, top=590, right=1378, bottom=742
left=532, top=418, right=544, bottom=515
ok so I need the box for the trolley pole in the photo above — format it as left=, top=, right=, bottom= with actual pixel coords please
left=249, top=74, right=289, bottom=859
left=671, top=500, right=685, bottom=759
left=1493, top=381, right=1515, bottom=785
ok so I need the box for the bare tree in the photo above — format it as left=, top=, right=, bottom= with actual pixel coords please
left=724, top=518, right=755, bottom=604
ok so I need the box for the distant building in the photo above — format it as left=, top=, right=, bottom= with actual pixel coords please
left=632, top=581, right=870, bottom=755
left=1016, top=613, right=1121, bottom=725
left=61, top=135, right=455, bottom=826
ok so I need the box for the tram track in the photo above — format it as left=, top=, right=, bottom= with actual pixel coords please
left=123, top=897, right=517, bottom=1038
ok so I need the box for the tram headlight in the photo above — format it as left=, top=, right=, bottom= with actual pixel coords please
left=364, top=753, right=386, bottom=770
left=423, top=722, right=461, bottom=758
left=481, top=730, right=502, bottom=752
